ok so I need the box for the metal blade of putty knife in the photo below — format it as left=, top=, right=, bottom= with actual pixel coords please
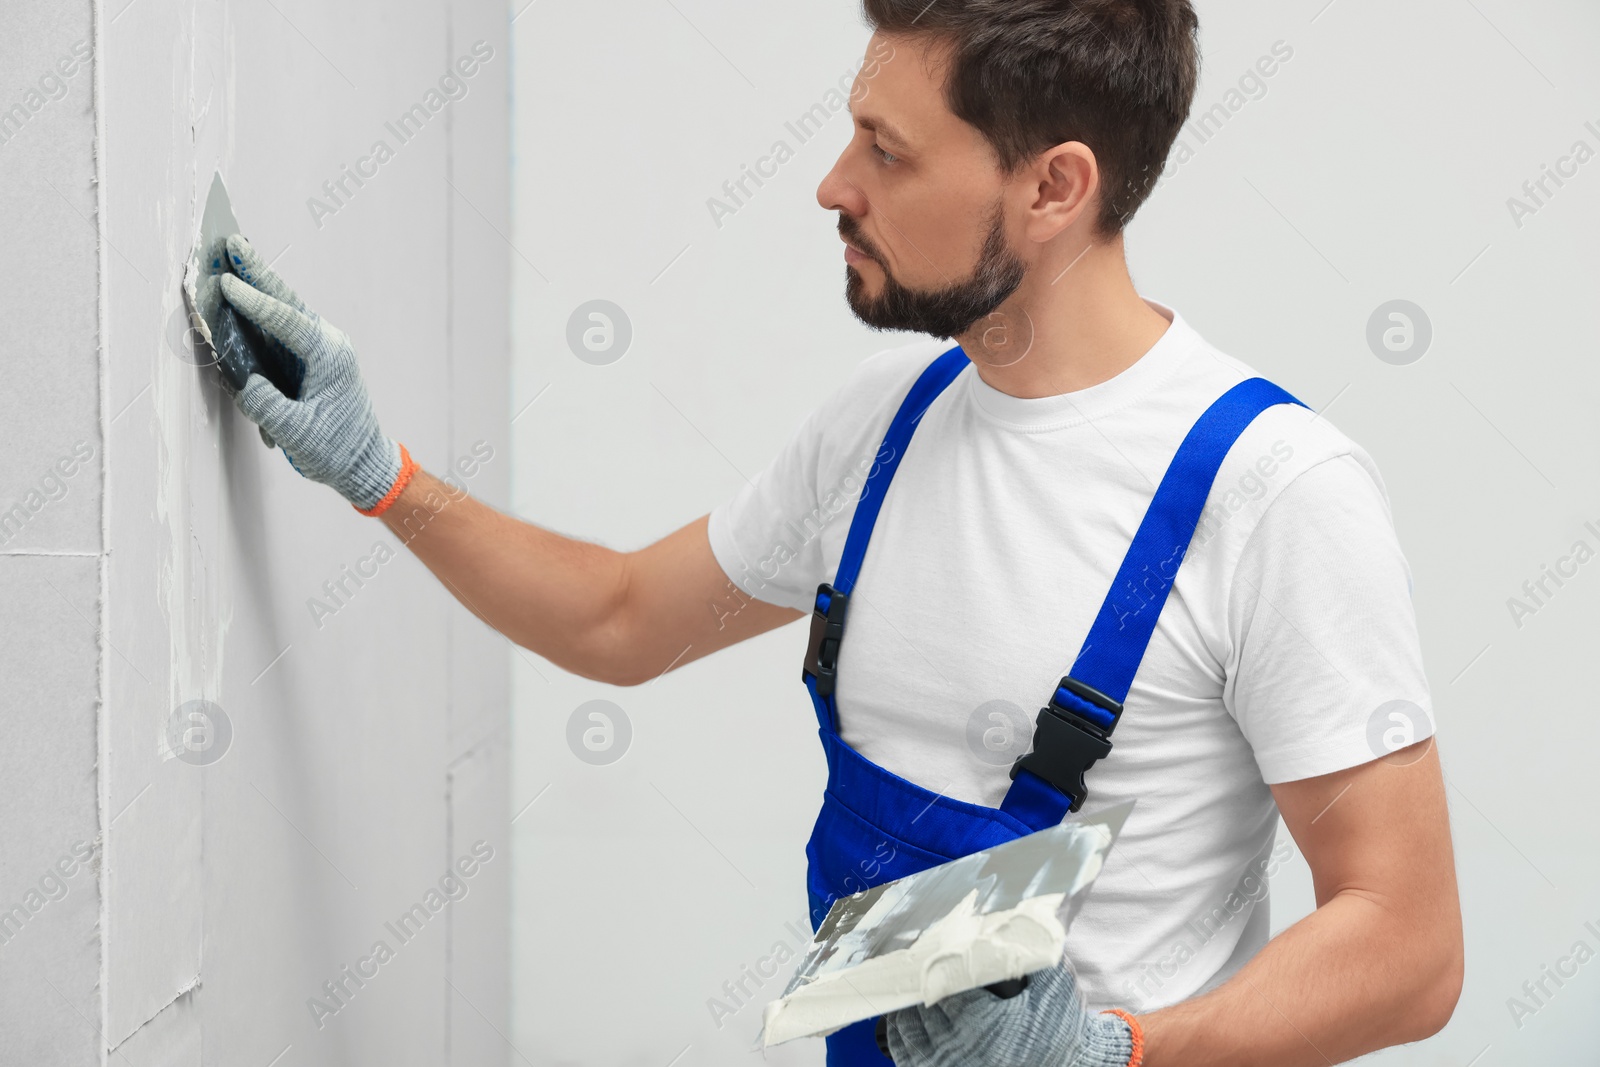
left=181, top=171, right=304, bottom=399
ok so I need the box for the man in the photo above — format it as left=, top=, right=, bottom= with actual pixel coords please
left=214, top=1, right=1463, bottom=1064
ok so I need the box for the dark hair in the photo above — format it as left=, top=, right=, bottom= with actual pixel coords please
left=861, top=0, right=1199, bottom=236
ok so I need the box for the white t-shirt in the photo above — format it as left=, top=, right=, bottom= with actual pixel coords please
left=707, top=299, right=1434, bottom=1013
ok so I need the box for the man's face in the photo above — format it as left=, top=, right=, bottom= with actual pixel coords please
left=818, top=33, right=1028, bottom=340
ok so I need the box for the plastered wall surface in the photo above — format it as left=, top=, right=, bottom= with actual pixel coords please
left=2, top=0, right=513, bottom=1063
left=0, top=2, right=105, bottom=1064
left=509, top=1, right=1599, bottom=1064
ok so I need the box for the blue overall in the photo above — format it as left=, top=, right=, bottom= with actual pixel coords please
left=799, top=344, right=1306, bottom=1065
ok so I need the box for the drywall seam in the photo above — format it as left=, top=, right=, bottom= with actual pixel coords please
left=443, top=16, right=456, bottom=1061
left=444, top=741, right=455, bottom=1060
left=106, top=976, right=201, bottom=1055
left=0, top=550, right=101, bottom=556
left=186, top=19, right=208, bottom=1067
left=445, top=13, right=458, bottom=486
left=92, top=0, right=111, bottom=1059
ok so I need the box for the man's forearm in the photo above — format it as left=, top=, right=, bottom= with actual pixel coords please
left=376, top=467, right=633, bottom=682
left=1137, top=740, right=1464, bottom=1065
left=211, top=241, right=775, bottom=684
left=1138, top=889, right=1460, bottom=1066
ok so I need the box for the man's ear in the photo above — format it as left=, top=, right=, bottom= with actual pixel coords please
left=1023, top=142, right=1099, bottom=243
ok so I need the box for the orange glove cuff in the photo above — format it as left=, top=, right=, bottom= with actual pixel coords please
left=356, top=443, right=419, bottom=517
left=1101, top=1008, right=1145, bottom=1067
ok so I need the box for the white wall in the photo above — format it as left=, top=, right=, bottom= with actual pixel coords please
left=509, top=0, right=1599, bottom=1064
left=1, top=0, right=513, bottom=1064
left=0, top=3, right=102, bottom=1061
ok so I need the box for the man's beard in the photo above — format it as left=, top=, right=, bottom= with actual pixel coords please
left=841, top=199, right=1027, bottom=339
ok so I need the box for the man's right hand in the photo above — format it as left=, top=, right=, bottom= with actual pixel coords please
left=219, top=235, right=416, bottom=516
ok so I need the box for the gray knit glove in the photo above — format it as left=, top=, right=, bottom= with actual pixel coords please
left=217, top=236, right=415, bottom=515
left=884, top=954, right=1141, bottom=1067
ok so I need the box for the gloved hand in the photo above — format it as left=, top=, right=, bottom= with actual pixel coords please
left=883, top=954, right=1143, bottom=1067
left=217, top=235, right=417, bottom=516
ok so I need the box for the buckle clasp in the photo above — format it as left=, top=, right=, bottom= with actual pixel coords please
left=1009, top=676, right=1124, bottom=813
left=802, top=583, right=850, bottom=697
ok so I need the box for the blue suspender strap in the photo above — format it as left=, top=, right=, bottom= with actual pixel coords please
left=1068, top=378, right=1308, bottom=702
left=802, top=345, right=970, bottom=729
left=1000, top=376, right=1308, bottom=827
left=834, top=347, right=971, bottom=597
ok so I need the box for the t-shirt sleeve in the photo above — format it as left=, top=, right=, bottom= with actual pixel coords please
left=1224, top=452, right=1435, bottom=784
left=707, top=345, right=932, bottom=614
left=706, top=406, right=831, bottom=615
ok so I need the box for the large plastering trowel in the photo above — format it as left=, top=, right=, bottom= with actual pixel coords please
left=759, top=800, right=1134, bottom=1050
left=181, top=172, right=304, bottom=402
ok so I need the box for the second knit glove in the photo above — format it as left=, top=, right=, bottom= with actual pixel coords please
left=883, top=953, right=1144, bottom=1067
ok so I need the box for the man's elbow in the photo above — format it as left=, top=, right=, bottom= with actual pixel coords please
left=505, top=615, right=647, bottom=687
left=1405, top=926, right=1465, bottom=1040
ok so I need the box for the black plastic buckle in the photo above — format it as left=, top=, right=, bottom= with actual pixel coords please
left=1008, top=676, right=1124, bottom=813
left=802, top=583, right=850, bottom=698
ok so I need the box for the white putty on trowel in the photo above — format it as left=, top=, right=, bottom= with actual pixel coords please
left=181, top=171, right=303, bottom=400
left=759, top=800, right=1132, bottom=1048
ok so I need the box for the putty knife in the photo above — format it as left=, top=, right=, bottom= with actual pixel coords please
left=760, top=800, right=1133, bottom=1049
left=181, top=172, right=304, bottom=400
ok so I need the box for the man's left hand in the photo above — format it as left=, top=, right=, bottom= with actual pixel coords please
left=882, top=955, right=1142, bottom=1067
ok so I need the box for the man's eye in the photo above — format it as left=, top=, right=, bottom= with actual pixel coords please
left=873, top=143, right=899, bottom=165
